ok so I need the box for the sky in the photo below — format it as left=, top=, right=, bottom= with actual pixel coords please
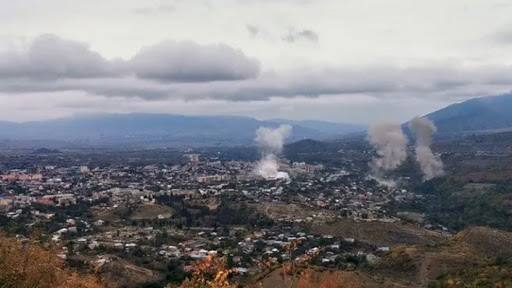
left=1, top=0, right=512, bottom=124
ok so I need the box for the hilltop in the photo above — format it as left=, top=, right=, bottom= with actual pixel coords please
left=254, top=227, right=512, bottom=287
left=32, top=147, right=62, bottom=154
left=423, top=93, right=512, bottom=134
left=373, top=226, right=512, bottom=287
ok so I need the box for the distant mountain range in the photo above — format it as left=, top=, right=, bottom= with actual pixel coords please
left=1, top=93, right=512, bottom=149
left=423, top=93, right=512, bottom=134
left=0, top=114, right=365, bottom=148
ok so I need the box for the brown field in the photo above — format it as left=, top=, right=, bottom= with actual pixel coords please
left=92, top=206, right=127, bottom=223
left=256, top=267, right=412, bottom=288
left=93, top=203, right=174, bottom=224
left=309, top=219, right=446, bottom=247
left=252, top=203, right=338, bottom=221
left=98, top=256, right=162, bottom=287
left=130, top=202, right=174, bottom=220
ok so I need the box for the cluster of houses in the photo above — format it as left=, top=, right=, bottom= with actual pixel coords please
left=0, top=150, right=437, bottom=284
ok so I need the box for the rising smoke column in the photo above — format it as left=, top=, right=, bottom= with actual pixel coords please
left=408, top=116, right=444, bottom=181
left=367, top=121, right=408, bottom=186
left=254, top=124, right=292, bottom=179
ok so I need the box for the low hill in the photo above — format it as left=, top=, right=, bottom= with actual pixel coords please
left=283, top=137, right=370, bottom=165
left=32, top=147, right=62, bottom=154
left=130, top=203, right=174, bottom=220
left=453, top=226, right=512, bottom=258
left=309, top=218, right=446, bottom=248
left=374, top=226, right=512, bottom=287
left=270, top=119, right=365, bottom=136
left=409, top=176, right=512, bottom=232
left=284, top=139, right=343, bottom=154
left=255, top=227, right=512, bottom=287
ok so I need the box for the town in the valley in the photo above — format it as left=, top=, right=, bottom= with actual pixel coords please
left=0, top=143, right=450, bottom=287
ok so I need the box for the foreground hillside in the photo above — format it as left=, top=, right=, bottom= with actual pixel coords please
left=254, top=227, right=512, bottom=288
left=2, top=226, right=512, bottom=288
left=373, top=226, right=512, bottom=287
left=0, top=233, right=105, bottom=288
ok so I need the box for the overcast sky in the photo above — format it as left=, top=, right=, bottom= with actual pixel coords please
left=1, top=0, right=512, bottom=123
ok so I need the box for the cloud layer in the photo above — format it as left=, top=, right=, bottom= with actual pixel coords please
left=1, top=34, right=512, bottom=108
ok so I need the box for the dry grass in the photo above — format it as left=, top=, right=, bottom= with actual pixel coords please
left=374, top=227, right=512, bottom=286
left=0, top=233, right=107, bottom=288
left=99, top=257, right=161, bottom=288
left=252, top=203, right=337, bottom=221
left=310, top=219, right=445, bottom=247
left=453, top=226, right=512, bottom=258
left=130, top=203, right=174, bottom=220
left=256, top=267, right=409, bottom=288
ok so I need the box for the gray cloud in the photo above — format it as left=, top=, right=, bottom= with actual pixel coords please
left=132, top=7, right=154, bottom=15
left=246, top=25, right=318, bottom=43
left=491, top=27, right=512, bottom=44
left=0, top=35, right=259, bottom=83
left=246, top=25, right=260, bottom=37
left=1, top=65, right=512, bottom=103
left=130, top=40, right=260, bottom=82
left=0, top=34, right=121, bottom=79
left=282, top=28, right=319, bottom=43
left=158, top=4, right=176, bottom=12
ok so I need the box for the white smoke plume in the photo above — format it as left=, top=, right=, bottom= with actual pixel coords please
left=408, top=116, right=444, bottom=181
left=369, top=175, right=397, bottom=188
left=367, top=121, right=408, bottom=185
left=255, top=154, right=290, bottom=180
left=256, top=125, right=292, bottom=154
left=254, top=124, right=292, bottom=180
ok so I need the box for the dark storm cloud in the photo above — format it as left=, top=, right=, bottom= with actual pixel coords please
left=282, top=28, right=319, bottom=43
left=130, top=40, right=260, bottom=82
